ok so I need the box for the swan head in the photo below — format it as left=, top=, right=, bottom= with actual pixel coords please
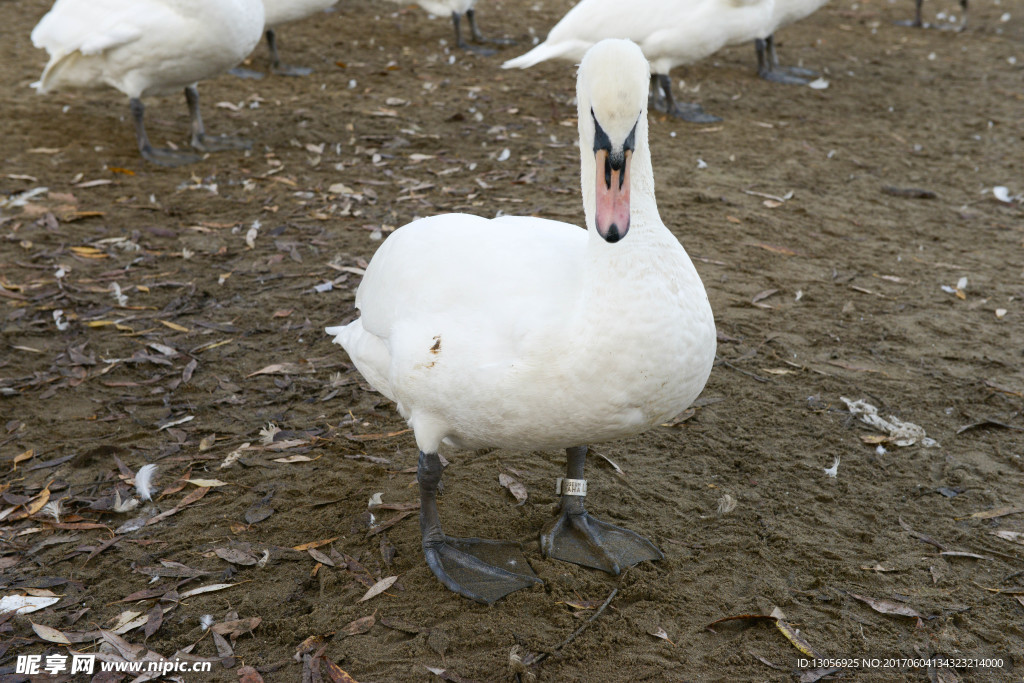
left=576, top=40, right=650, bottom=244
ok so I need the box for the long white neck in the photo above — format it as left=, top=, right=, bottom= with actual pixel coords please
left=578, top=110, right=664, bottom=251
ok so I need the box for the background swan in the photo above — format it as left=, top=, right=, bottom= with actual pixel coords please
left=327, top=39, right=716, bottom=603
left=31, top=0, right=264, bottom=166
left=234, top=0, right=339, bottom=77
left=502, top=0, right=774, bottom=122
left=405, top=0, right=513, bottom=55
left=749, top=0, right=830, bottom=84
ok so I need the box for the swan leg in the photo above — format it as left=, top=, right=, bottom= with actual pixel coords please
left=755, top=36, right=812, bottom=85
left=539, top=446, right=663, bottom=574
left=129, top=98, right=201, bottom=167
left=451, top=12, right=496, bottom=55
left=466, top=8, right=515, bottom=46
left=656, top=74, right=721, bottom=124
left=267, top=29, right=314, bottom=76
left=894, top=0, right=926, bottom=27
left=185, top=86, right=252, bottom=153
left=418, top=450, right=541, bottom=604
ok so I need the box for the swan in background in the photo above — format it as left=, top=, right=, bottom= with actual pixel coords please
left=750, top=0, right=830, bottom=85
left=234, top=0, right=340, bottom=77
left=898, top=0, right=967, bottom=29
left=406, top=0, right=513, bottom=55
left=327, top=39, right=716, bottom=603
left=502, top=0, right=774, bottom=122
left=31, top=0, right=264, bottom=166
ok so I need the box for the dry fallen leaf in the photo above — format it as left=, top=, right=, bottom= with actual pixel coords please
left=770, top=607, right=824, bottom=659
left=292, top=536, right=339, bottom=552
left=970, top=506, right=1024, bottom=520
left=848, top=593, right=923, bottom=619
left=0, top=595, right=60, bottom=614
left=31, top=622, right=71, bottom=644
left=647, top=627, right=675, bottom=645
left=215, top=547, right=260, bottom=565
left=991, top=530, right=1024, bottom=546
left=339, top=612, right=376, bottom=637
left=179, top=583, right=238, bottom=599
left=498, top=473, right=527, bottom=506
left=358, top=576, right=398, bottom=602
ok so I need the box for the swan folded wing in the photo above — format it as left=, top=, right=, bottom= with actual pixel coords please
left=356, top=214, right=585, bottom=342
left=31, top=0, right=161, bottom=56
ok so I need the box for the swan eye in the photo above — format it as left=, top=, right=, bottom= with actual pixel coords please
left=591, top=109, right=612, bottom=154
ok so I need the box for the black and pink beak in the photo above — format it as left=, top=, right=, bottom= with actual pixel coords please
left=593, top=110, right=637, bottom=243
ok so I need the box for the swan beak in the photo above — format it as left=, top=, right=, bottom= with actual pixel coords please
left=595, top=148, right=631, bottom=243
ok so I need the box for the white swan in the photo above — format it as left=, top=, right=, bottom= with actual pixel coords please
left=748, top=0, right=830, bottom=84
left=502, top=0, right=774, bottom=122
left=406, top=0, right=512, bottom=55
left=31, top=0, right=264, bottom=166
left=327, top=39, right=716, bottom=604
left=243, top=0, right=340, bottom=76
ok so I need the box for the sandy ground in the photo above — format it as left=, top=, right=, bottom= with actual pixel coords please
left=2, top=0, right=1024, bottom=681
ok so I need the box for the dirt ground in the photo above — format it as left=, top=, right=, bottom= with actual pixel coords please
left=2, top=0, right=1023, bottom=680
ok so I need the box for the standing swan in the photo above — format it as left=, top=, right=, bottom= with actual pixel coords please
left=407, top=0, right=513, bottom=55
left=750, top=0, right=830, bottom=85
left=502, top=0, right=774, bottom=122
left=236, top=0, right=340, bottom=77
left=327, top=39, right=716, bottom=604
left=31, top=0, right=265, bottom=166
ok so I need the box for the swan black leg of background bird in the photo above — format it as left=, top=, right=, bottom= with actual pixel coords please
left=755, top=36, right=813, bottom=85
left=267, top=29, right=314, bottom=76
left=896, top=0, right=967, bottom=28
left=539, top=446, right=664, bottom=573
left=418, top=450, right=541, bottom=604
left=184, top=85, right=252, bottom=154
left=653, top=73, right=721, bottom=123
left=466, top=8, right=515, bottom=46
left=129, top=98, right=201, bottom=167
left=451, top=12, right=495, bottom=55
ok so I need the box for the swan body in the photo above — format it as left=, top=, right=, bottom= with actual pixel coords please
left=328, top=39, right=715, bottom=603
left=399, top=0, right=511, bottom=54
left=742, top=0, right=829, bottom=84
left=502, top=0, right=773, bottom=74
left=502, top=0, right=773, bottom=120
left=261, top=0, right=337, bottom=28
left=31, top=0, right=264, bottom=165
left=32, top=0, right=264, bottom=98
left=414, top=0, right=477, bottom=17
left=769, top=0, right=829, bottom=33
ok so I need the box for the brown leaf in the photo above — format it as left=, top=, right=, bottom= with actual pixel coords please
left=366, top=510, right=414, bottom=536
left=238, top=666, right=265, bottom=683
left=848, top=593, right=923, bottom=619
left=322, top=658, right=360, bottom=683
left=770, top=608, right=825, bottom=659
left=971, top=506, right=1024, bottom=520
left=212, top=617, right=262, bottom=640
left=358, top=576, right=397, bottom=602
left=215, top=547, right=259, bottom=565
left=213, top=630, right=235, bottom=663
left=31, top=622, right=71, bottom=644
left=498, top=473, right=527, bottom=506
left=339, top=613, right=375, bottom=637
left=991, top=530, right=1024, bottom=545
left=143, top=604, right=163, bottom=641
left=647, top=627, right=674, bottom=645
left=292, top=536, right=339, bottom=552
left=12, top=449, right=34, bottom=469
left=306, top=547, right=334, bottom=566
left=751, top=289, right=779, bottom=304
left=246, top=362, right=314, bottom=377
